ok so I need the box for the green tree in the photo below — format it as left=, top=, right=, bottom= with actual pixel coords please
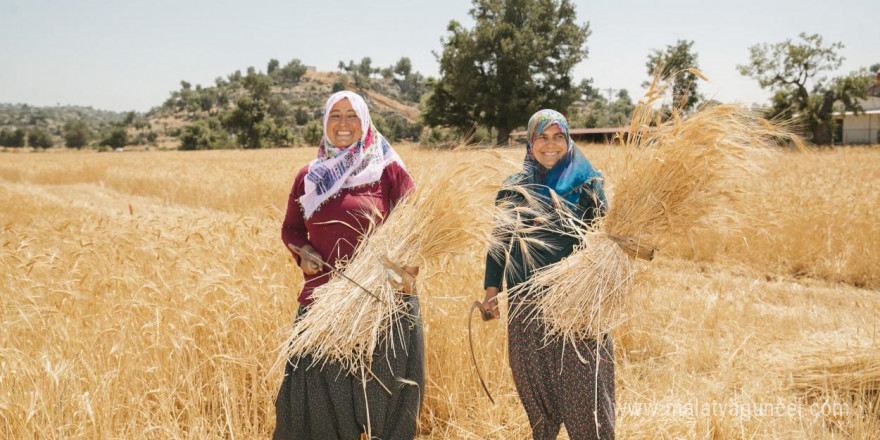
left=100, top=126, right=128, bottom=150
left=0, top=129, right=10, bottom=147
left=303, top=121, right=323, bottom=145
left=338, top=57, right=379, bottom=89
left=383, top=114, right=422, bottom=141
left=222, top=72, right=285, bottom=148
left=332, top=76, right=347, bottom=93
left=738, top=33, right=872, bottom=144
left=644, top=40, right=703, bottom=111
left=224, top=97, right=269, bottom=149
left=180, top=118, right=230, bottom=150
left=267, top=58, right=280, bottom=75
left=277, top=59, right=308, bottom=87
left=268, top=95, right=290, bottom=119
left=423, top=0, right=590, bottom=144
left=391, top=57, right=426, bottom=102
left=575, top=87, right=634, bottom=128
left=394, top=57, right=412, bottom=78
left=294, top=107, right=311, bottom=125
left=62, top=119, right=92, bottom=149
left=197, top=89, right=217, bottom=112
left=242, top=71, right=271, bottom=101
left=1, top=128, right=26, bottom=148
left=123, top=111, right=137, bottom=126
left=4, top=128, right=27, bottom=148
left=608, top=89, right=635, bottom=126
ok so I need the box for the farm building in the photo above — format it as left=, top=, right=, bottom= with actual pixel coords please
left=511, top=127, right=630, bottom=144
left=834, top=73, right=880, bottom=145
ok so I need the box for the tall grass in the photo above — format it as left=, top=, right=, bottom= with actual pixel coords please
left=1, top=143, right=878, bottom=439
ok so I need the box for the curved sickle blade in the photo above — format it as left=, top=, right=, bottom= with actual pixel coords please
left=468, top=301, right=495, bottom=404
left=287, top=243, right=385, bottom=304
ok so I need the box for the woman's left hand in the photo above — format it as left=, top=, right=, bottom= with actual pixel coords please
left=381, top=255, right=418, bottom=295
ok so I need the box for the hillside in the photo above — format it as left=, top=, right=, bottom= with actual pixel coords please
left=0, top=104, right=128, bottom=149
left=145, top=64, right=426, bottom=150
left=0, top=63, right=425, bottom=151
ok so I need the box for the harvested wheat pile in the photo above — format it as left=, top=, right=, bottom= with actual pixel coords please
left=792, top=346, right=880, bottom=403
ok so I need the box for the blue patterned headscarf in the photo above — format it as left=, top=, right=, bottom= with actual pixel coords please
left=524, top=109, right=602, bottom=205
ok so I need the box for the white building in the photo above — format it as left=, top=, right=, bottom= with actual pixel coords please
left=834, top=75, right=880, bottom=145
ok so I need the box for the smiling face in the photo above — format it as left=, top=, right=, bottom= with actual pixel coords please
left=531, top=124, right=568, bottom=169
left=325, top=98, right=363, bottom=148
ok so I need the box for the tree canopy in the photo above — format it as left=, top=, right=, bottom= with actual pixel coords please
left=738, top=32, right=873, bottom=144
left=423, top=0, right=590, bottom=144
left=275, top=59, right=308, bottom=87
left=28, top=128, right=54, bottom=149
left=63, top=119, right=92, bottom=149
left=100, top=127, right=128, bottom=150
left=222, top=72, right=290, bottom=149
left=645, top=40, right=703, bottom=112
left=0, top=128, right=27, bottom=148
left=571, top=79, right=634, bottom=128
left=338, top=58, right=379, bottom=89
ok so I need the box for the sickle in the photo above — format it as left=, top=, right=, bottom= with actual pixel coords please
left=287, top=243, right=386, bottom=304
left=468, top=301, right=496, bottom=404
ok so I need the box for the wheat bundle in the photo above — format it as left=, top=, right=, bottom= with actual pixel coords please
left=792, top=346, right=880, bottom=402
left=283, top=152, right=508, bottom=373
left=511, top=73, right=803, bottom=341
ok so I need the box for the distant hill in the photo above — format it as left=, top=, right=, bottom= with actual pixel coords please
left=0, top=104, right=127, bottom=147
left=145, top=62, right=427, bottom=150
left=0, top=103, right=126, bottom=130
left=1, top=60, right=428, bottom=151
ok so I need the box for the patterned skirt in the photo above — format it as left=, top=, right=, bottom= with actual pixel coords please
left=273, top=296, right=424, bottom=440
left=507, top=305, right=615, bottom=440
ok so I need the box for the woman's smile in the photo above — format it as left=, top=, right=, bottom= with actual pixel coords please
left=532, top=124, right=568, bottom=168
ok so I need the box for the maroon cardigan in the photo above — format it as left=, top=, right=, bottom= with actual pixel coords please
left=281, top=162, right=414, bottom=305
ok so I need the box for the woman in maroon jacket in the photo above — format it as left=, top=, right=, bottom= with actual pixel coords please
left=273, top=91, right=422, bottom=440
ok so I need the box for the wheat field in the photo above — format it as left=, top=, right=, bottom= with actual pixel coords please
left=1, top=144, right=879, bottom=439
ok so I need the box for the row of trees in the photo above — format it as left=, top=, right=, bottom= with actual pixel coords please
left=739, top=33, right=879, bottom=144
left=0, top=126, right=82, bottom=149
left=420, top=0, right=877, bottom=145
left=8, top=0, right=875, bottom=151
left=0, top=106, right=164, bottom=151
left=338, top=57, right=428, bottom=102
left=419, top=0, right=707, bottom=144
left=164, top=58, right=309, bottom=117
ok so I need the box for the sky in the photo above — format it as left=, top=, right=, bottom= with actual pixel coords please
left=1, top=0, right=878, bottom=113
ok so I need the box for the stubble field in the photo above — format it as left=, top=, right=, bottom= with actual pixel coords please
left=1, top=144, right=879, bottom=439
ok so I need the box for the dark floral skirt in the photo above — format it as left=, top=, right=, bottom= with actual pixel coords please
left=507, top=305, right=615, bottom=440
left=273, top=296, right=424, bottom=440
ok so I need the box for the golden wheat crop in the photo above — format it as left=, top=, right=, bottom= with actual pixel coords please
left=1, top=143, right=879, bottom=439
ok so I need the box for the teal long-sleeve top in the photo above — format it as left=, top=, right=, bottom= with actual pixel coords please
left=483, top=174, right=607, bottom=293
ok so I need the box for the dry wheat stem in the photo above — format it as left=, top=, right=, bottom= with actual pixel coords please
left=792, top=346, right=880, bottom=400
